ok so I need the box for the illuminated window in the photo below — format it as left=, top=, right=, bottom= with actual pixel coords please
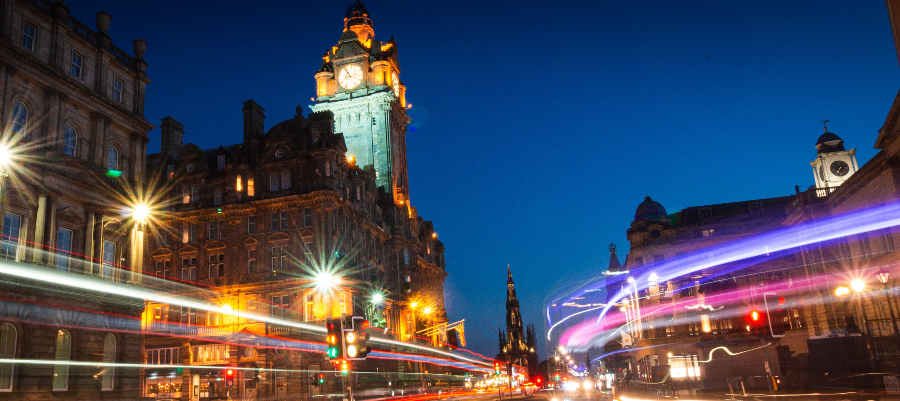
left=281, top=171, right=291, bottom=190
left=101, top=240, right=116, bottom=278
left=107, top=146, right=118, bottom=170
left=71, top=52, right=83, bottom=78
left=56, top=228, right=73, bottom=272
left=112, top=78, right=123, bottom=102
left=52, top=329, right=71, bottom=391
left=403, top=249, right=409, bottom=265
left=63, top=126, right=77, bottom=156
left=22, top=23, right=35, bottom=51
left=1, top=213, right=20, bottom=261
left=0, top=323, right=16, bottom=391
left=325, top=161, right=331, bottom=176
left=304, top=293, right=314, bottom=322
left=101, top=334, right=115, bottom=390
left=339, top=293, right=347, bottom=314
left=10, top=101, right=27, bottom=135
left=236, top=175, right=242, bottom=191
left=167, top=165, right=174, bottom=180
left=247, top=178, right=255, bottom=196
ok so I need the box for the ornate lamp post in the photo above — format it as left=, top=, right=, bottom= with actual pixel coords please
left=877, top=268, right=900, bottom=371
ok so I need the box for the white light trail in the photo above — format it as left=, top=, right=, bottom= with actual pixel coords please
left=0, top=260, right=490, bottom=367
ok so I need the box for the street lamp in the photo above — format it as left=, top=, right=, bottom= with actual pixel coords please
left=877, top=268, right=900, bottom=368
left=852, top=279, right=865, bottom=293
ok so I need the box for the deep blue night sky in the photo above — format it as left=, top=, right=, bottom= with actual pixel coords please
left=70, top=0, right=900, bottom=359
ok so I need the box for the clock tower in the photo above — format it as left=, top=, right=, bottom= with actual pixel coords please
left=310, top=0, right=410, bottom=205
left=810, top=126, right=858, bottom=191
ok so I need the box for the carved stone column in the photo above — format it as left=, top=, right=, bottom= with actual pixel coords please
left=31, top=194, right=47, bottom=263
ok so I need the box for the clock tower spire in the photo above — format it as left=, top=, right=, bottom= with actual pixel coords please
left=311, top=1, right=410, bottom=208
left=810, top=122, right=858, bottom=192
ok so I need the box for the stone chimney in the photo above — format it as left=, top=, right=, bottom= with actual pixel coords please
left=242, top=100, right=265, bottom=163
left=160, top=117, right=184, bottom=158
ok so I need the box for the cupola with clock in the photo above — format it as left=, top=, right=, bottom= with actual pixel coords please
left=810, top=122, right=858, bottom=190
left=311, top=0, right=410, bottom=206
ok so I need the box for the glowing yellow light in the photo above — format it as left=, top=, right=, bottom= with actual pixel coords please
left=432, top=232, right=438, bottom=239
left=346, top=332, right=356, bottom=344
left=835, top=286, right=851, bottom=296
left=423, top=307, right=433, bottom=314
left=347, top=155, right=355, bottom=164
left=236, top=175, right=242, bottom=191
left=851, top=279, right=865, bottom=293
left=410, top=302, right=418, bottom=308
left=667, top=352, right=673, bottom=358
left=620, top=306, right=627, bottom=312
left=0, top=146, right=10, bottom=166
left=132, top=204, right=150, bottom=224
left=222, top=304, right=232, bottom=311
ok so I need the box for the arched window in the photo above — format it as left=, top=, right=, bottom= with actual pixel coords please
left=63, top=126, right=77, bottom=156
left=269, top=173, right=279, bottom=192
left=182, top=187, right=190, bottom=204
left=191, top=185, right=199, bottom=203
left=213, top=188, right=223, bottom=206
left=0, top=323, right=16, bottom=391
left=101, top=334, right=115, bottom=391
left=281, top=171, right=291, bottom=190
left=10, top=101, right=27, bottom=135
left=107, top=146, right=118, bottom=170
left=52, top=329, right=71, bottom=391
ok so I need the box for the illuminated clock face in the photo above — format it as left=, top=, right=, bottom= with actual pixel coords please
left=338, top=64, right=363, bottom=90
left=391, top=71, right=400, bottom=97
left=830, top=160, right=850, bottom=176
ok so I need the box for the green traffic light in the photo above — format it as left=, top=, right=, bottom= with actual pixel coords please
left=327, top=347, right=338, bottom=358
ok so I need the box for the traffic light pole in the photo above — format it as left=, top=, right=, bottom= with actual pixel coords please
left=760, top=335, right=774, bottom=394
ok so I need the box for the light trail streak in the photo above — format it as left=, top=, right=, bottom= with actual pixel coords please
left=0, top=260, right=492, bottom=369
left=696, top=343, right=772, bottom=363
left=548, top=200, right=900, bottom=349
left=0, top=358, right=477, bottom=377
left=546, top=304, right=607, bottom=340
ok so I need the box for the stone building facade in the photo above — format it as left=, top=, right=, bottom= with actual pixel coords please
left=0, top=0, right=152, bottom=399
left=604, top=106, right=900, bottom=392
left=139, top=2, right=452, bottom=399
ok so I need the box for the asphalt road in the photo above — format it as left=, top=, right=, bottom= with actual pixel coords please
left=447, top=389, right=609, bottom=401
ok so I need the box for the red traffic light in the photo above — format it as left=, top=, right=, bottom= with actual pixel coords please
left=751, top=311, right=760, bottom=321
left=225, top=368, right=234, bottom=378
left=537, top=378, right=542, bottom=383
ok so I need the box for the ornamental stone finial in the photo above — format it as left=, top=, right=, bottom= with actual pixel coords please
left=132, top=37, right=147, bottom=58
left=95, top=9, right=110, bottom=32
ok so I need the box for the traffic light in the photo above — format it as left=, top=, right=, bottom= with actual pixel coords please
left=746, top=310, right=766, bottom=335
left=494, top=362, right=501, bottom=375
left=318, top=373, right=325, bottom=384
left=225, top=368, right=235, bottom=387
left=326, top=318, right=343, bottom=360
left=340, top=359, right=349, bottom=375
left=346, top=316, right=371, bottom=360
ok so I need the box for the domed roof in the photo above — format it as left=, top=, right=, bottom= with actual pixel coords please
left=635, top=196, right=667, bottom=220
left=344, top=0, right=373, bottom=28
left=815, top=131, right=845, bottom=154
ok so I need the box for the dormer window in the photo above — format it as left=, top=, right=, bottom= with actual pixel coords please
left=275, top=150, right=283, bottom=159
